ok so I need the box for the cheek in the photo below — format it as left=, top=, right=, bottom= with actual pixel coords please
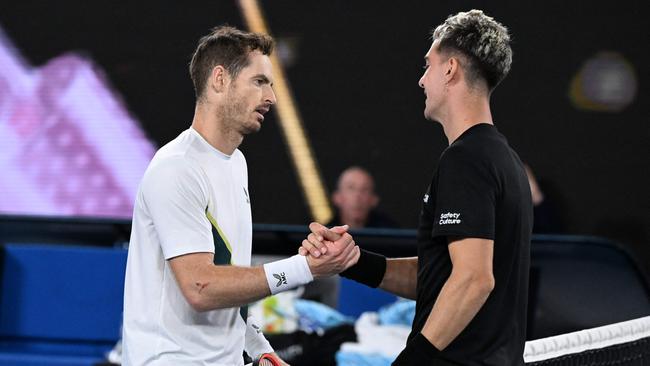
left=245, top=90, right=260, bottom=107
left=422, top=75, right=433, bottom=92
left=426, top=78, right=442, bottom=97
left=235, top=92, right=252, bottom=112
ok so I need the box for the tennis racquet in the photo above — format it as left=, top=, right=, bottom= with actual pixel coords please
left=252, top=352, right=282, bottom=366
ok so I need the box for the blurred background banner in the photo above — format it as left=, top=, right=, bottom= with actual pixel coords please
left=0, top=1, right=647, bottom=266
left=0, top=26, right=155, bottom=218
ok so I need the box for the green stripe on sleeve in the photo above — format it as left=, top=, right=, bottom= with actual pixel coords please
left=205, top=208, right=233, bottom=265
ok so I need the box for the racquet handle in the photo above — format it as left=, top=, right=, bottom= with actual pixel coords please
left=253, top=353, right=281, bottom=366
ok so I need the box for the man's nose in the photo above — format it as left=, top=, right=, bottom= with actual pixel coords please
left=265, top=88, right=277, bottom=105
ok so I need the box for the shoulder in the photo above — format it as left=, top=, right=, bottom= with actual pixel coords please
left=440, top=126, right=509, bottom=170
left=232, top=149, right=248, bottom=166
left=439, top=142, right=486, bottom=170
left=437, top=139, right=498, bottom=187
left=142, top=153, right=209, bottom=196
left=147, top=153, right=204, bottom=179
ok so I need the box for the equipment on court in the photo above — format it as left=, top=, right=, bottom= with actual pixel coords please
left=253, top=352, right=282, bottom=366
left=523, top=316, right=650, bottom=365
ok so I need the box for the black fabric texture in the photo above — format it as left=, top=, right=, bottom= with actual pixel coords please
left=392, top=332, right=442, bottom=365
left=412, top=124, right=533, bottom=366
left=338, top=249, right=387, bottom=288
left=265, top=324, right=356, bottom=366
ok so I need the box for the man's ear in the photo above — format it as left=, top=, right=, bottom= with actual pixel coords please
left=209, top=65, right=229, bottom=94
left=445, top=57, right=460, bottom=83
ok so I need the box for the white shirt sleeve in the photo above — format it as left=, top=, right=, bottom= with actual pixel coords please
left=244, top=314, right=274, bottom=359
left=141, top=155, right=214, bottom=259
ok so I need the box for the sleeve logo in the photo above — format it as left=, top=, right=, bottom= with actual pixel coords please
left=243, top=187, right=250, bottom=204
left=273, top=272, right=288, bottom=287
left=439, top=212, right=462, bottom=225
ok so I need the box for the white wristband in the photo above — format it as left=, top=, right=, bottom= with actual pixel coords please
left=263, top=254, right=313, bottom=295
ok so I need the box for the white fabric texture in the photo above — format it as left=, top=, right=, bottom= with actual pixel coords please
left=122, top=128, right=255, bottom=366
left=244, top=314, right=274, bottom=359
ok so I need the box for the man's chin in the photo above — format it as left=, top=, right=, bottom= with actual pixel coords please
left=423, top=110, right=439, bottom=123
left=423, top=108, right=433, bottom=121
left=241, top=122, right=262, bottom=135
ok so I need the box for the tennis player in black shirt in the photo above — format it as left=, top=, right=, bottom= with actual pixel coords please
left=300, top=9, right=533, bottom=366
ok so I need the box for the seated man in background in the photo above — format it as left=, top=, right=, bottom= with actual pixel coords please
left=327, top=166, right=399, bottom=229
left=303, top=167, right=398, bottom=308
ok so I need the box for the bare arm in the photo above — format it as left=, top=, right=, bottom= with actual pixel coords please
left=171, top=234, right=359, bottom=312
left=420, top=237, right=495, bottom=350
left=378, top=257, right=418, bottom=299
left=170, top=253, right=269, bottom=311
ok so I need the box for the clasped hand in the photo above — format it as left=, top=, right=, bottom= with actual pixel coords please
left=299, top=222, right=360, bottom=278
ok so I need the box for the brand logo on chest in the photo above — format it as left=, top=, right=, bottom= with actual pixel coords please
left=439, top=212, right=462, bottom=225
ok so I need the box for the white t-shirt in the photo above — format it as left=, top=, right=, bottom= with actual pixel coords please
left=122, top=128, right=270, bottom=366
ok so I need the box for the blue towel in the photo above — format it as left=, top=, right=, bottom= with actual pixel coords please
left=336, top=351, right=394, bottom=366
left=294, top=299, right=353, bottom=331
left=377, top=299, right=416, bottom=326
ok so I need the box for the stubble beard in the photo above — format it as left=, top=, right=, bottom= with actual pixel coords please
left=218, top=89, right=260, bottom=136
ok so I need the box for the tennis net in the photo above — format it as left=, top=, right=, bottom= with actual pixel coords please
left=524, top=316, right=650, bottom=365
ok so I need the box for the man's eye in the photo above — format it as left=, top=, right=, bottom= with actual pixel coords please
left=422, top=65, right=429, bottom=70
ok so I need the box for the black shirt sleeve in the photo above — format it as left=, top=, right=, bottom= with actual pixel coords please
left=432, top=146, right=497, bottom=240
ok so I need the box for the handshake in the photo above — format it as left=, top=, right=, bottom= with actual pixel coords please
left=262, top=222, right=361, bottom=297
left=299, top=222, right=361, bottom=279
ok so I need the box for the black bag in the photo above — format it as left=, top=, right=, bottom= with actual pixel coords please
left=265, top=324, right=356, bottom=366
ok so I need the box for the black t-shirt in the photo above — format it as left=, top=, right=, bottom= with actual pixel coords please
left=413, top=124, right=532, bottom=366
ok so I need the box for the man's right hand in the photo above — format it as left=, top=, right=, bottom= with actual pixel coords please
left=301, top=222, right=359, bottom=278
left=299, top=222, right=346, bottom=257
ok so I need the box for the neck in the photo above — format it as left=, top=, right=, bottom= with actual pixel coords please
left=439, top=90, right=493, bottom=145
left=191, top=101, right=243, bottom=156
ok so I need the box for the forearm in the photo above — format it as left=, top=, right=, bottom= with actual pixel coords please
left=379, top=257, right=418, bottom=299
left=173, top=253, right=315, bottom=312
left=185, top=265, right=271, bottom=311
left=420, top=271, right=493, bottom=350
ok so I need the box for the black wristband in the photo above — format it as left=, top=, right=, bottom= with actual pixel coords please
left=392, top=333, right=440, bottom=365
left=339, top=248, right=386, bottom=288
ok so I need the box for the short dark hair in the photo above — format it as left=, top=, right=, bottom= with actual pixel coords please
left=432, top=9, right=512, bottom=91
left=189, top=26, right=274, bottom=101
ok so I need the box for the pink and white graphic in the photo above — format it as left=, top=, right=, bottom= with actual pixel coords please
left=0, top=26, right=156, bottom=218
